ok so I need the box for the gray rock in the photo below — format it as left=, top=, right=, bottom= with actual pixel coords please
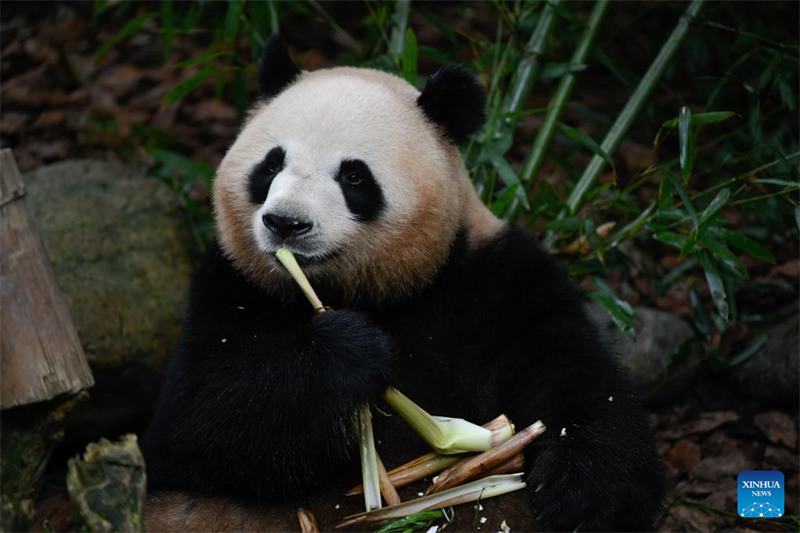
left=24, top=160, right=195, bottom=441
left=587, top=304, right=701, bottom=405
left=733, top=313, right=799, bottom=407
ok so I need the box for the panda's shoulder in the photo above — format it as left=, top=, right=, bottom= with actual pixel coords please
left=459, top=226, right=585, bottom=313
left=469, top=226, right=573, bottom=287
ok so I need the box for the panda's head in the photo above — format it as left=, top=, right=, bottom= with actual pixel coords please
left=213, top=37, right=502, bottom=303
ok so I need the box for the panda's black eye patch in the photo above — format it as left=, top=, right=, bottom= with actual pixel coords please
left=248, top=147, right=286, bottom=204
left=336, top=160, right=384, bottom=222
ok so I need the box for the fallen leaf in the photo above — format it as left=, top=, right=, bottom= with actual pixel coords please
left=692, top=450, right=751, bottom=481
left=669, top=505, right=717, bottom=531
left=767, top=259, right=799, bottom=279
left=98, top=64, right=145, bottom=99
left=663, top=439, right=701, bottom=475
left=754, top=411, right=798, bottom=450
left=0, top=111, right=30, bottom=135
left=674, top=480, right=714, bottom=497
left=658, top=411, right=740, bottom=440
left=764, top=446, right=800, bottom=471
left=701, top=486, right=738, bottom=514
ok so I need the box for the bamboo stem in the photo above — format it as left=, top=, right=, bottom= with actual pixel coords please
left=565, top=0, right=705, bottom=216
left=498, top=0, right=564, bottom=135
left=509, top=0, right=610, bottom=222
left=275, top=248, right=382, bottom=511
left=388, top=0, right=411, bottom=56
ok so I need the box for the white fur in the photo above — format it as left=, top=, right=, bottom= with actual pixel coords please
left=213, top=67, right=502, bottom=301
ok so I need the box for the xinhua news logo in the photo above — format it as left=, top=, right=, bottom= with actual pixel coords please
left=738, top=470, right=784, bottom=518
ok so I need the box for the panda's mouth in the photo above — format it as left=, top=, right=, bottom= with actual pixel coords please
left=290, top=249, right=340, bottom=267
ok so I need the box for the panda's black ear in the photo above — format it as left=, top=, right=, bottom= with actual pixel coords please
left=417, top=65, right=486, bottom=144
left=258, top=36, right=300, bottom=99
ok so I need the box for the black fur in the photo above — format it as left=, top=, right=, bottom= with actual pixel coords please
left=336, top=159, right=385, bottom=222
left=258, top=36, right=300, bottom=99
left=143, top=227, right=665, bottom=530
left=248, top=146, right=286, bottom=204
left=418, top=65, right=486, bottom=144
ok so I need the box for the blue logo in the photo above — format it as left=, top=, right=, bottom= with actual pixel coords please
left=738, top=470, right=784, bottom=518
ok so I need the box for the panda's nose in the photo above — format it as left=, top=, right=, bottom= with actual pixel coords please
left=262, top=213, right=313, bottom=239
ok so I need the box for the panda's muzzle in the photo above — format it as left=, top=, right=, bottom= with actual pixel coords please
left=262, top=213, right=313, bottom=240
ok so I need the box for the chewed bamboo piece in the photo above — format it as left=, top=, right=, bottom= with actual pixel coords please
left=427, top=420, right=546, bottom=494
left=335, top=474, right=527, bottom=529
left=296, top=508, right=319, bottom=533
left=383, top=388, right=509, bottom=454
left=275, top=248, right=384, bottom=511
left=347, top=414, right=515, bottom=496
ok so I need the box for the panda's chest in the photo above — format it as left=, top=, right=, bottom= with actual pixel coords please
left=372, top=293, right=504, bottom=423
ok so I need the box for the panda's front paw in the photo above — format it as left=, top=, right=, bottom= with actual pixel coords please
left=528, top=435, right=663, bottom=532
left=309, top=310, right=394, bottom=403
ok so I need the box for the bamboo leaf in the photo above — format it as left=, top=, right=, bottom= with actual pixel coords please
left=697, top=188, right=731, bottom=234
left=376, top=510, right=444, bottom=533
left=608, top=202, right=655, bottom=248
left=176, top=51, right=234, bottom=69
left=669, top=173, right=699, bottom=236
left=485, top=148, right=529, bottom=210
left=491, top=183, right=520, bottom=216
left=95, top=12, right=156, bottom=62
left=678, top=106, right=694, bottom=182
left=160, top=1, right=175, bottom=58
left=661, top=111, right=737, bottom=128
left=778, top=77, right=797, bottom=111
left=698, top=250, right=729, bottom=322
left=726, top=335, right=769, bottom=367
left=653, top=230, right=687, bottom=250
left=224, top=0, right=244, bottom=42
left=701, top=233, right=747, bottom=279
left=588, top=277, right=637, bottom=337
left=402, top=28, right=418, bottom=86
left=657, top=177, right=674, bottom=210
left=718, top=228, right=775, bottom=264
left=164, top=66, right=218, bottom=105
left=559, top=123, right=615, bottom=172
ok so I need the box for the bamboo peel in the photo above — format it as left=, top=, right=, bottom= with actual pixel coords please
left=347, top=414, right=516, bottom=496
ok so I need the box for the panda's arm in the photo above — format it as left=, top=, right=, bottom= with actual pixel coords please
left=488, top=231, right=665, bottom=531
left=143, top=246, right=394, bottom=499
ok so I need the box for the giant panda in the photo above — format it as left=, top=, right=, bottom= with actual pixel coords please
left=143, top=37, right=665, bottom=532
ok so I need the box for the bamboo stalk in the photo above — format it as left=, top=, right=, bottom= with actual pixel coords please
left=509, top=0, right=610, bottom=222
left=275, top=248, right=382, bottom=511
left=356, top=407, right=382, bottom=510
left=498, top=0, right=564, bottom=135
left=565, top=0, right=705, bottom=215
left=382, top=388, right=496, bottom=454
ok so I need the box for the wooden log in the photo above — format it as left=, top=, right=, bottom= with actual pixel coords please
left=0, top=149, right=94, bottom=409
